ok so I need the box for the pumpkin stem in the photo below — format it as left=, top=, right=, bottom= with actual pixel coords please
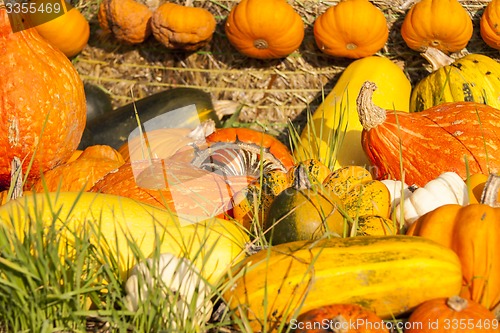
left=480, top=173, right=500, bottom=207
left=446, top=295, right=468, bottom=312
left=421, top=47, right=455, bottom=72
left=356, top=81, right=387, bottom=131
left=254, top=39, right=269, bottom=50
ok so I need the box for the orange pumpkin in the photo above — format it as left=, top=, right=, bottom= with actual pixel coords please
left=224, top=0, right=304, bottom=59
left=313, top=0, right=389, bottom=59
left=357, top=82, right=500, bottom=187
left=89, top=159, right=251, bottom=219
left=407, top=202, right=500, bottom=310
left=151, top=2, right=216, bottom=51
left=0, top=6, right=86, bottom=190
left=33, top=2, right=90, bottom=57
left=480, top=0, right=500, bottom=50
left=400, top=0, right=473, bottom=53
left=32, top=145, right=125, bottom=192
left=294, top=303, right=389, bottom=333
left=405, top=296, right=498, bottom=333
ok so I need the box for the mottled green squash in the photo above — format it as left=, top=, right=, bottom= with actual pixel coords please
left=264, top=164, right=345, bottom=244
left=411, top=47, right=500, bottom=112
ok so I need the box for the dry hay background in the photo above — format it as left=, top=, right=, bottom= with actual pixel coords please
left=74, top=0, right=499, bottom=140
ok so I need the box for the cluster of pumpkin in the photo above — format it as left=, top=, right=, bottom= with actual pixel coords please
left=96, top=0, right=500, bottom=61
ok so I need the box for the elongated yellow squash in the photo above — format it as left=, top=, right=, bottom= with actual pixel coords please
left=0, top=192, right=249, bottom=284
left=224, top=235, right=462, bottom=332
left=295, top=56, right=411, bottom=170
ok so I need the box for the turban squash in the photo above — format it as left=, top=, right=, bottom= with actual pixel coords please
left=357, top=81, right=500, bottom=187
left=0, top=6, right=86, bottom=190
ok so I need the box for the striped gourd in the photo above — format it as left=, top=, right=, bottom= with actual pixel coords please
left=411, top=47, right=500, bottom=112
left=223, top=235, right=462, bottom=332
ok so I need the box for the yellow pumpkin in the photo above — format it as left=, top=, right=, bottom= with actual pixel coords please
left=313, top=0, right=388, bottom=59
left=294, top=56, right=411, bottom=170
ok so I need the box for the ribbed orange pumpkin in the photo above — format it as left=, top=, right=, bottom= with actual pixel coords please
left=32, top=145, right=125, bottom=192
left=407, top=202, right=500, bottom=310
left=480, top=0, right=500, bottom=50
left=0, top=6, right=86, bottom=190
left=357, top=82, right=500, bottom=187
left=400, top=0, right=473, bottom=53
left=313, top=0, right=389, bottom=59
left=224, top=0, right=304, bottom=59
left=405, top=296, right=498, bottom=333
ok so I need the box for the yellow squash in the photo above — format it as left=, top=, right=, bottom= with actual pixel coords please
left=224, top=235, right=462, bottom=332
left=0, top=192, right=249, bottom=284
left=295, top=56, right=411, bottom=170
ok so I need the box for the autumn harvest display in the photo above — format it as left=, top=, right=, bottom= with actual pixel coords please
left=2, top=0, right=500, bottom=332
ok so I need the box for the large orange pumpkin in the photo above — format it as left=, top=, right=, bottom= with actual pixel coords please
left=357, top=82, right=500, bottom=187
left=0, top=6, right=86, bottom=190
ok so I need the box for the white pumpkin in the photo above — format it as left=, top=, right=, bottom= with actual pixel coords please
left=381, top=179, right=411, bottom=208
left=124, top=253, right=213, bottom=328
left=394, top=172, right=469, bottom=227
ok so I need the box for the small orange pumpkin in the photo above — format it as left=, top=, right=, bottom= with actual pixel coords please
left=98, top=0, right=154, bottom=44
left=405, top=296, right=498, bottom=333
left=224, top=0, right=304, bottom=59
left=33, top=2, right=90, bottom=57
left=400, top=0, right=473, bottom=53
left=480, top=0, right=500, bottom=50
left=32, top=145, right=125, bottom=192
left=313, top=0, right=389, bottom=59
left=151, top=2, right=216, bottom=51
left=294, top=303, right=390, bottom=333
left=0, top=6, right=86, bottom=190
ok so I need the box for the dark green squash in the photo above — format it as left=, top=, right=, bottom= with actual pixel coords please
left=84, top=83, right=113, bottom=124
left=79, top=87, right=221, bottom=149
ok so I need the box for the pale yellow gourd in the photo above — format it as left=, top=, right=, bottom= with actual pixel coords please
left=295, top=56, right=411, bottom=170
